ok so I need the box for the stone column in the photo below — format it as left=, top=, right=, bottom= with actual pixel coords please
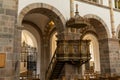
left=41, top=36, right=49, bottom=80
left=99, top=38, right=120, bottom=75
left=100, top=0, right=103, bottom=4
left=108, top=39, right=120, bottom=75
left=69, top=0, right=75, bottom=33
left=115, top=0, right=119, bottom=8
left=41, top=35, right=51, bottom=80
left=70, top=0, right=74, bottom=18
left=109, top=0, right=116, bottom=38
left=99, top=39, right=111, bottom=74
left=40, top=37, right=45, bottom=80
left=0, top=0, right=19, bottom=80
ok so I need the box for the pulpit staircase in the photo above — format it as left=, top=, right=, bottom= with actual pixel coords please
left=45, top=40, right=91, bottom=80
left=45, top=49, right=64, bottom=80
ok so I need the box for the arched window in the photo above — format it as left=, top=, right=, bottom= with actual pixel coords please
left=22, top=30, right=37, bottom=47
left=86, top=0, right=104, bottom=4
left=20, top=30, right=38, bottom=79
left=92, top=0, right=98, bottom=2
left=82, top=34, right=101, bottom=74
left=115, top=0, right=120, bottom=9
left=88, top=0, right=99, bottom=3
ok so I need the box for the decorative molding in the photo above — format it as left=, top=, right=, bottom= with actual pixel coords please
left=18, top=3, right=66, bottom=34
left=75, top=0, right=120, bottom=12
left=75, top=0, right=110, bottom=9
left=84, top=14, right=110, bottom=39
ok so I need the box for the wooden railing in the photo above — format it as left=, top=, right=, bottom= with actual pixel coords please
left=45, top=40, right=91, bottom=80
left=45, top=49, right=57, bottom=80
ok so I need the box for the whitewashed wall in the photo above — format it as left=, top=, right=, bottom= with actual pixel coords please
left=18, top=0, right=70, bottom=20
left=18, top=0, right=120, bottom=38
left=75, top=0, right=120, bottom=38
left=75, top=1, right=112, bottom=37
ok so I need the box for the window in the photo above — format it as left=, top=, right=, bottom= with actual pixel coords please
left=87, top=0, right=99, bottom=4
left=115, top=0, right=120, bottom=9
left=92, top=0, right=97, bottom=3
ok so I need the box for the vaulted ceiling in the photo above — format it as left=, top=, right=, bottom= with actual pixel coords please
left=23, top=13, right=51, bottom=33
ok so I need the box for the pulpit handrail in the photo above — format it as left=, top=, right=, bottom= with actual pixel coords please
left=45, top=49, right=57, bottom=80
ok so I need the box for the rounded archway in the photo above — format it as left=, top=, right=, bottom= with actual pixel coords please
left=22, top=22, right=41, bottom=76
left=81, top=14, right=110, bottom=74
left=18, top=3, right=66, bottom=80
left=22, top=30, right=37, bottom=47
left=84, top=14, right=110, bottom=39
left=20, top=30, right=38, bottom=73
left=18, top=3, right=66, bottom=33
left=83, top=33, right=101, bottom=73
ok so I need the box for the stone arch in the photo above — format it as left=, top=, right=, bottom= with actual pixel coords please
left=18, top=3, right=66, bottom=33
left=116, top=24, right=120, bottom=38
left=22, top=20, right=43, bottom=38
left=83, top=33, right=101, bottom=72
left=22, top=21, right=42, bottom=75
left=84, top=14, right=110, bottom=39
left=83, top=14, right=114, bottom=74
left=81, top=30, right=98, bottom=39
left=18, top=3, right=66, bottom=80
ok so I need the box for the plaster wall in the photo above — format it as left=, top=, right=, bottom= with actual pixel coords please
left=18, top=0, right=70, bottom=20
left=75, top=1, right=120, bottom=38
left=18, top=0, right=120, bottom=38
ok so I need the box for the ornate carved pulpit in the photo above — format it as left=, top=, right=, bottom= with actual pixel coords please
left=46, top=4, right=91, bottom=80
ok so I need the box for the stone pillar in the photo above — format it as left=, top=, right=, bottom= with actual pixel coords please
left=0, top=0, right=19, bottom=80
left=109, top=0, right=116, bottom=38
left=100, top=0, right=103, bottom=4
left=40, top=38, right=45, bottom=80
left=108, top=39, right=120, bottom=75
left=70, top=0, right=74, bottom=18
left=115, top=0, right=119, bottom=8
left=69, top=0, right=75, bottom=34
left=41, top=36, right=51, bottom=80
left=41, top=37, right=48, bottom=80
left=99, top=38, right=120, bottom=75
left=99, top=39, right=111, bottom=74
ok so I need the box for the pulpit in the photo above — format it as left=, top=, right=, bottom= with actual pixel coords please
left=46, top=4, right=91, bottom=80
